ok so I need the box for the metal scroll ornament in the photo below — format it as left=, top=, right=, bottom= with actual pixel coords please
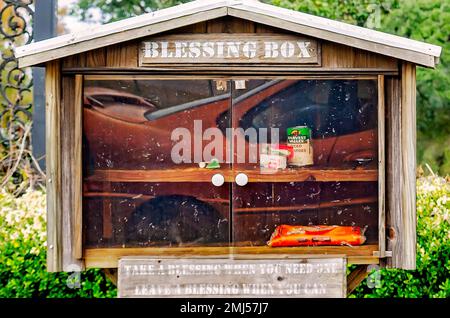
left=0, top=0, right=36, bottom=191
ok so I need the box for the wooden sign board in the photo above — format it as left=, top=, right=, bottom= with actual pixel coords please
left=139, top=34, right=320, bottom=65
left=118, top=257, right=346, bottom=298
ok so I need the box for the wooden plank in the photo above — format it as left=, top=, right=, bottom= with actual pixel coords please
left=353, top=49, right=397, bottom=69
left=378, top=75, right=386, bottom=258
left=63, top=66, right=398, bottom=74
left=400, top=62, right=416, bottom=270
left=62, top=54, right=86, bottom=68
left=139, top=34, right=320, bottom=65
left=106, top=42, right=139, bottom=67
left=61, top=76, right=74, bottom=269
left=207, top=16, right=255, bottom=33
left=85, top=48, right=106, bottom=67
left=61, top=75, right=84, bottom=270
left=84, top=245, right=379, bottom=268
left=169, top=21, right=207, bottom=33
left=83, top=74, right=379, bottom=81
left=83, top=192, right=375, bottom=212
left=61, top=31, right=398, bottom=71
left=386, top=77, right=402, bottom=268
left=347, top=265, right=369, bottom=295
left=45, top=60, right=62, bottom=272
left=85, top=167, right=378, bottom=183
left=322, top=42, right=354, bottom=68
left=322, top=41, right=398, bottom=69
left=73, top=75, right=83, bottom=259
left=118, top=258, right=347, bottom=298
left=255, top=23, right=280, bottom=34
left=235, top=196, right=377, bottom=213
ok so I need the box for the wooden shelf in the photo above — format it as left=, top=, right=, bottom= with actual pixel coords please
left=85, top=166, right=378, bottom=183
left=84, top=192, right=376, bottom=212
left=84, top=244, right=379, bottom=268
left=235, top=196, right=377, bottom=213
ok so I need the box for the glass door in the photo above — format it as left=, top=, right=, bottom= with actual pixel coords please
left=230, top=78, right=379, bottom=250
left=81, top=76, right=380, bottom=256
left=82, top=78, right=232, bottom=249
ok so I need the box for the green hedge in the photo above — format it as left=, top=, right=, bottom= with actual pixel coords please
left=0, top=176, right=448, bottom=298
left=0, top=190, right=116, bottom=298
left=351, top=176, right=450, bottom=297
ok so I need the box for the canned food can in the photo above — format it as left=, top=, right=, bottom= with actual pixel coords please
left=286, top=126, right=313, bottom=166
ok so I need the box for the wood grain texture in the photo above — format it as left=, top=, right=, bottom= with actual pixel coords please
left=45, top=60, right=62, bottom=272
left=255, top=23, right=279, bottom=34
left=234, top=196, right=377, bottom=213
left=63, top=35, right=398, bottom=71
left=139, top=34, right=320, bottom=65
left=85, top=245, right=378, bottom=269
left=85, top=48, right=106, bottom=67
left=82, top=192, right=375, bottom=213
left=400, top=62, right=416, bottom=270
left=61, top=76, right=74, bottom=270
left=85, top=167, right=378, bottom=183
left=118, top=258, right=347, bottom=298
left=386, top=77, right=402, bottom=268
left=61, top=76, right=84, bottom=270
left=378, top=75, right=386, bottom=258
left=170, top=21, right=207, bottom=34
left=106, top=42, right=138, bottom=67
left=73, top=75, right=83, bottom=259
left=347, top=265, right=368, bottom=295
left=62, top=54, right=86, bottom=68
left=207, top=16, right=255, bottom=33
left=322, top=42, right=397, bottom=69
left=58, top=18, right=399, bottom=72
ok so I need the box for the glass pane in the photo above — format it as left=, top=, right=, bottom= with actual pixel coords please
left=83, top=79, right=231, bottom=248
left=231, top=79, right=378, bottom=248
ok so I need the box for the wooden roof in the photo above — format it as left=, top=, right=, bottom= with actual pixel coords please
left=15, top=0, right=442, bottom=68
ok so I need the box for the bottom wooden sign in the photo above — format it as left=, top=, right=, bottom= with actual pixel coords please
left=118, top=257, right=347, bottom=298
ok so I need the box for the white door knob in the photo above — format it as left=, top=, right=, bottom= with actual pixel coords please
left=235, top=173, right=249, bottom=186
left=211, top=173, right=225, bottom=187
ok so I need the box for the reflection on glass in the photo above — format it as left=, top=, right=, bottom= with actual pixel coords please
left=83, top=80, right=231, bottom=248
left=82, top=78, right=379, bottom=250
left=231, top=79, right=378, bottom=247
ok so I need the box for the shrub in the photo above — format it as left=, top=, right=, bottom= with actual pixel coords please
left=351, top=176, right=450, bottom=298
left=0, top=189, right=117, bottom=298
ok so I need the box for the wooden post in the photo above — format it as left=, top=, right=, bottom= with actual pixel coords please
left=378, top=75, right=386, bottom=258
left=73, top=75, right=83, bottom=259
left=61, top=75, right=85, bottom=271
left=386, top=64, right=417, bottom=270
left=386, top=77, right=402, bottom=268
left=45, top=60, right=62, bottom=272
left=400, top=62, right=417, bottom=270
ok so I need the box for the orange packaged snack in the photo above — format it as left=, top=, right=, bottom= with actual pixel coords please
left=267, top=225, right=366, bottom=247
